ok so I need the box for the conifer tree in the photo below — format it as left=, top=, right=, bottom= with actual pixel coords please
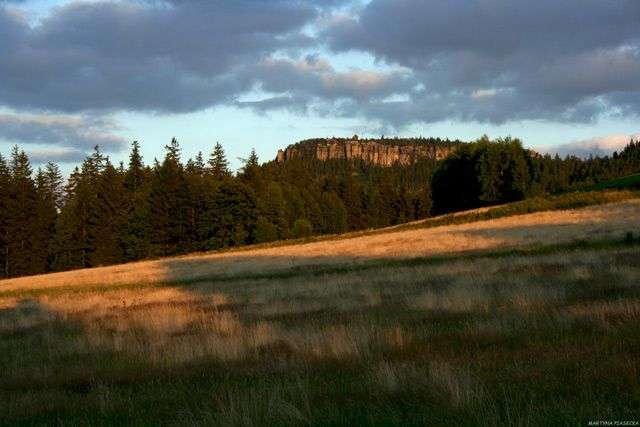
left=257, top=182, right=288, bottom=240
left=148, top=139, right=190, bottom=255
left=52, top=147, right=104, bottom=270
left=240, top=148, right=260, bottom=184
left=6, top=147, right=40, bottom=276
left=0, top=154, right=10, bottom=277
left=185, top=152, right=208, bottom=250
left=89, top=160, right=127, bottom=265
left=123, top=141, right=151, bottom=260
left=33, top=167, right=59, bottom=272
left=204, top=180, right=257, bottom=249
left=208, top=142, right=230, bottom=178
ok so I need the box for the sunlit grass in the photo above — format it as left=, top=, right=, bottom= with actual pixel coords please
left=1, top=197, right=640, bottom=425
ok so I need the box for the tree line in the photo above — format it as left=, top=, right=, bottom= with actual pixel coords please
left=432, top=136, right=640, bottom=213
left=1, top=136, right=639, bottom=279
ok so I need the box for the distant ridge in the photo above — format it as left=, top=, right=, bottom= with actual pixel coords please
left=275, top=136, right=463, bottom=166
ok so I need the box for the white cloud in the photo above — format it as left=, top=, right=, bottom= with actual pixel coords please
left=543, top=133, right=640, bottom=158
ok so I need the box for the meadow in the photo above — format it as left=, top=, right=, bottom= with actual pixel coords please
left=1, top=192, right=640, bottom=425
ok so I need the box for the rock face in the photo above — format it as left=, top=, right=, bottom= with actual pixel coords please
left=276, top=136, right=461, bottom=166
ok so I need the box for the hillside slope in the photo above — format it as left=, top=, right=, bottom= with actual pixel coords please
left=2, top=197, right=639, bottom=294
left=2, top=197, right=640, bottom=425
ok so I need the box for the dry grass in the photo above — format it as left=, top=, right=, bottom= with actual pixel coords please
left=2, top=198, right=639, bottom=294
left=1, top=198, right=639, bottom=425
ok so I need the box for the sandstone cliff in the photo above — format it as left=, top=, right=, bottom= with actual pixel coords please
left=276, top=136, right=461, bottom=166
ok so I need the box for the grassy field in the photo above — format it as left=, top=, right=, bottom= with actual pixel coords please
left=2, top=193, right=640, bottom=425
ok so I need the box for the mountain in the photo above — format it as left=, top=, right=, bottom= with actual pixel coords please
left=275, top=136, right=463, bottom=166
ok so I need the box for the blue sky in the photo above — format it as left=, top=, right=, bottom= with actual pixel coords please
left=1, top=0, right=639, bottom=173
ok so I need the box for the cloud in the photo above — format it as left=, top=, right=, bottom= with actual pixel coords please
left=0, top=1, right=323, bottom=113
left=0, top=113, right=128, bottom=161
left=26, top=147, right=88, bottom=164
left=322, top=0, right=640, bottom=126
left=544, top=134, right=640, bottom=158
left=1, top=0, right=639, bottom=134
left=236, top=55, right=416, bottom=114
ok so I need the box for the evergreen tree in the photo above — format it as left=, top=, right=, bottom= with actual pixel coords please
left=148, top=139, right=190, bottom=256
left=43, top=162, right=64, bottom=210
left=319, top=192, right=347, bottom=234
left=240, top=148, right=260, bottom=184
left=257, top=182, right=288, bottom=239
left=0, top=154, right=10, bottom=278
left=33, top=167, right=59, bottom=272
left=185, top=152, right=208, bottom=251
left=89, top=160, right=127, bottom=266
left=6, top=147, right=40, bottom=276
left=204, top=180, right=257, bottom=249
left=123, top=141, right=151, bottom=260
left=208, top=142, right=230, bottom=178
left=52, top=147, right=104, bottom=270
left=291, top=218, right=313, bottom=238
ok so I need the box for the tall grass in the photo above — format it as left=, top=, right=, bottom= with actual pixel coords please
left=1, top=196, right=639, bottom=425
left=1, top=242, right=639, bottom=425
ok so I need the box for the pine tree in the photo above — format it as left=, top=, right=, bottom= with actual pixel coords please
left=89, top=160, right=128, bottom=266
left=148, top=139, right=190, bottom=256
left=33, top=167, right=59, bottom=272
left=52, top=147, right=104, bottom=270
left=257, top=182, right=288, bottom=240
left=208, top=142, right=230, bottom=178
left=124, top=141, right=145, bottom=194
left=240, top=148, right=260, bottom=184
left=6, top=147, right=40, bottom=276
left=43, top=162, right=64, bottom=210
left=185, top=152, right=208, bottom=250
left=0, top=154, right=10, bottom=278
left=123, top=141, right=151, bottom=260
left=203, top=181, right=257, bottom=249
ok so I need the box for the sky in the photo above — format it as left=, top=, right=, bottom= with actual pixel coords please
left=1, top=0, right=639, bottom=174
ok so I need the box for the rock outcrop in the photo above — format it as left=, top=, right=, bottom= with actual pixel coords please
left=276, top=136, right=461, bottom=166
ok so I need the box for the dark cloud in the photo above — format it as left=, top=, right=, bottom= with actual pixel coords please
left=1, top=0, right=639, bottom=134
left=0, top=113, right=127, bottom=154
left=0, top=1, right=322, bottom=113
left=323, top=0, right=640, bottom=126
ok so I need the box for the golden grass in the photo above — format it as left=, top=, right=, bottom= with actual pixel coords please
left=0, top=243, right=637, bottom=372
left=2, top=197, right=639, bottom=425
left=1, top=198, right=639, bottom=294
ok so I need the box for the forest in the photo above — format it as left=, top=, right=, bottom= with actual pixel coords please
left=1, top=136, right=639, bottom=279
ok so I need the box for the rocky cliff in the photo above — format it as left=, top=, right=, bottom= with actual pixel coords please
left=276, top=136, right=462, bottom=166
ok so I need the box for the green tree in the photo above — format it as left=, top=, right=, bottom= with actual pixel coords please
left=89, top=160, right=128, bottom=266
left=291, top=218, right=313, bottom=238
left=52, top=147, right=105, bottom=270
left=240, top=148, right=260, bottom=184
left=33, top=167, right=59, bottom=272
left=0, top=154, right=11, bottom=277
left=204, top=180, right=257, bottom=249
left=148, top=139, right=190, bottom=256
left=319, top=192, right=347, bottom=234
left=432, top=136, right=532, bottom=214
left=255, top=216, right=279, bottom=243
left=5, top=147, right=41, bottom=276
left=208, top=142, right=230, bottom=179
left=123, top=141, right=151, bottom=260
